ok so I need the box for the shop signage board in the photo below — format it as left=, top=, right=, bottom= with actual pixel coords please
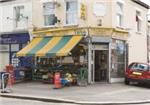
left=80, top=3, right=86, bottom=20
left=0, top=33, right=30, bottom=44
left=93, top=44, right=108, bottom=50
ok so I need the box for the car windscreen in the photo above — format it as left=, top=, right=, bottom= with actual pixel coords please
left=129, top=63, right=148, bottom=71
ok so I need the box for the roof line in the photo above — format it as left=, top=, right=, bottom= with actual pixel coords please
left=132, top=0, right=150, bottom=9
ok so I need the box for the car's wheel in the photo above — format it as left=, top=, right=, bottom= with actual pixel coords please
left=125, top=78, right=130, bottom=85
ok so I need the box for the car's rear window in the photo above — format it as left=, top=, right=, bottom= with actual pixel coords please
left=128, top=63, right=149, bottom=71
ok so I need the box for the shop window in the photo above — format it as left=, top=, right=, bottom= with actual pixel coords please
left=116, top=2, right=123, bottom=27
left=65, top=0, right=78, bottom=25
left=111, top=40, right=126, bottom=78
left=32, top=44, right=87, bottom=82
left=0, top=45, right=9, bottom=52
left=11, top=44, right=19, bottom=52
left=43, top=2, right=55, bottom=26
left=136, top=10, right=142, bottom=32
left=11, top=52, right=19, bottom=67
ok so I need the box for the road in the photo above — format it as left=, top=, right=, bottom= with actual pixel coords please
left=126, top=104, right=150, bottom=105
left=1, top=97, right=150, bottom=105
left=0, top=97, right=78, bottom=105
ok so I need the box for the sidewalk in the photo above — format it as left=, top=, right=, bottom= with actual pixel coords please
left=1, top=82, right=150, bottom=105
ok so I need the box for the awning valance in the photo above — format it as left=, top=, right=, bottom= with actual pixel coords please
left=16, top=35, right=83, bottom=57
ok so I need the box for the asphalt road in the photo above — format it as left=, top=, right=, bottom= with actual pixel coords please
left=125, top=104, right=150, bottom=105
left=0, top=97, right=78, bottom=105
left=1, top=97, right=150, bottom=105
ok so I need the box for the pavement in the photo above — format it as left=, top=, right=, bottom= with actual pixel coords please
left=0, top=97, right=78, bottom=105
left=0, top=82, right=150, bottom=105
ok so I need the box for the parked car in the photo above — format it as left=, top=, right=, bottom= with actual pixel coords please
left=125, top=62, right=150, bottom=85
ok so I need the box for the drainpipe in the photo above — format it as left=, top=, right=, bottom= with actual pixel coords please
left=146, top=14, right=150, bottom=64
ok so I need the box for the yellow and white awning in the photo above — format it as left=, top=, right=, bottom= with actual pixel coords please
left=16, top=35, right=83, bottom=57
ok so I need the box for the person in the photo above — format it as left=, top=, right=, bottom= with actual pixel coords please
left=61, top=73, right=73, bottom=86
left=65, top=73, right=73, bottom=83
left=100, top=61, right=107, bottom=80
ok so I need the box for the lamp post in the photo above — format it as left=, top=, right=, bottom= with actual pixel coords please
left=85, top=27, right=92, bottom=84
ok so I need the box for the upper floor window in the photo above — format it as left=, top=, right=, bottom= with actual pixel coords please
left=136, top=10, right=142, bottom=32
left=65, top=0, right=77, bottom=25
left=14, top=6, right=24, bottom=28
left=43, top=2, right=55, bottom=26
left=116, top=2, right=123, bottom=27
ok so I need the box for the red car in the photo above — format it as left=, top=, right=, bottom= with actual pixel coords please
left=125, top=62, right=150, bottom=85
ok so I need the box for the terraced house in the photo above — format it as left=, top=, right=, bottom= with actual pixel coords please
left=0, top=0, right=150, bottom=84
left=0, top=0, right=32, bottom=71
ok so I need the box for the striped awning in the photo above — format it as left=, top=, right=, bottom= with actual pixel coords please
left=16, top=35, right=83, bottom=57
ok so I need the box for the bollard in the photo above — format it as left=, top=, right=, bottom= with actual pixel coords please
left=1, top=73, right=12, bottom=93
left=53, top=72, right=61, bottom=89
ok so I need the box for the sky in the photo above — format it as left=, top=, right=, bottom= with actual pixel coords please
left=141, top=0, right=150, bottom=11
left=142, top=0, right=150, bottom=5
left=141, top=0, right=150, bottom=19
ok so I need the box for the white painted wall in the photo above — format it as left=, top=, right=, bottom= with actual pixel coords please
left=125, top=0, right=148, bottom=64
left=0, top=53, right=9, bottom=72
left=0, top=4, right=2, bottom=33
left=1, top=0, right=32, bottom=33
left=0, top=5, right=3, bottom=71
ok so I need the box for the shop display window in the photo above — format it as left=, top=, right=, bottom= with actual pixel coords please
left=111, top=39, right=126, bottom=78
left=32, top=44, right=88, bottom=84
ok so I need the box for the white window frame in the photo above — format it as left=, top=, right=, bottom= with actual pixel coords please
left=116, top=2, right=124, bottom=28
left=41, top=0, right=53, bottom=2
left=43, top=2, right=56, bottom=27
left=117, top=0, right=125, bottom=4
left=136, top=10, right=142, bottom=33
left=64, top=0, right=78, bottom=26
left=13, top=5, right=25, bottom=29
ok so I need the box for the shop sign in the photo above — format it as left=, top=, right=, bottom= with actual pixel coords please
left=94, top=45, right=108, bottom=50
left=0, top=33, right=30, bottom=44
left=80, top=3, right=86, bottom=20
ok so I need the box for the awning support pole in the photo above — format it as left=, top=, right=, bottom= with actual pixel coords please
left=87, top=28, right=92, bottom=84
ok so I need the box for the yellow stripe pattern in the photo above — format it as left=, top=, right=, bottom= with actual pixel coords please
left=16, top=35, right=83, bottom=57
left=16, top=37, right=43, bottom=56
left=56, top=36, right=83, bottom=56
left=36, top=37, right=62, bottom=56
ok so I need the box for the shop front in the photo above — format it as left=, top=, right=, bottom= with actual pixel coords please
left=16, top=27, right=128, bottom=84
left=0, top=32, right=30, bottom=69
left=89, top=28, right=128, bottom=83
left=90, top=37, right=127, bottom=83
left=16, top=35, right=88, bottom=85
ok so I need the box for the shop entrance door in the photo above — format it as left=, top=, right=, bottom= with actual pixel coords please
left=94, top=50, right=108, bottom=82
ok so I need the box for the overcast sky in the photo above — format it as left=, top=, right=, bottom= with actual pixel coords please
left=143, top=0, right=150, bottom=5
left=142, top=0, right=150, bottom=11
left=142, top=0, right=150, bottom=19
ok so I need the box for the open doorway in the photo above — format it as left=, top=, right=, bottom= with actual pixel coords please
left=94, top=50, right=108, bottom=82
